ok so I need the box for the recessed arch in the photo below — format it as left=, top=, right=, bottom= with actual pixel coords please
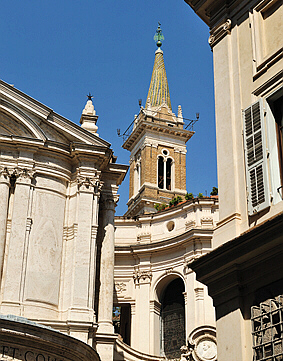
left=0, top=99, right=47, bottom=141
left=152, top=271, right=186, bottom=305
left=161, top=278, right=185, bottom=358
left=152, top=273, right=186, bottom=358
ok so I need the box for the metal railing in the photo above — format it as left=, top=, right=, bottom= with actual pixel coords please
left=117, top=110, right=199, bottom=143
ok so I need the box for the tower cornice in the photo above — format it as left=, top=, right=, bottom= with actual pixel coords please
left=122, top=118, right=194, bottom=152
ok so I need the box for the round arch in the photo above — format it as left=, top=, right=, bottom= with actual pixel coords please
left=151, top=271, right=186, bottom=303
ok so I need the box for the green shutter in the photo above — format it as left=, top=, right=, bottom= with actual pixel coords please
left=243, top=100, right=270, bottom=215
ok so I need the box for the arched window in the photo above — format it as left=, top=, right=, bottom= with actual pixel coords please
left=158, top=156, right=164, bottom=189
left=166, top=158, right=172, bottom=190
left=136, top=163, right=140, bottom=190
left=158, top=155, right=172, bottom=190
left=160, top=278, right=185, bottom=358
left=134, top=156, right=141, bottom=195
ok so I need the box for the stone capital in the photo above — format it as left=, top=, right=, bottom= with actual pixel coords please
left=14, top=167, right=35, bottom=184
left=133, top=270, right=152, bottom=285
left=101, top=197, right=118, bottom=211
left=77, top=175, right=102, bottom=194
left=0, top=167, right=10, bottom=183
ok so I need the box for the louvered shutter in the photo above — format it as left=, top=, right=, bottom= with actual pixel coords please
left=243, top=100, right=270, bottom=215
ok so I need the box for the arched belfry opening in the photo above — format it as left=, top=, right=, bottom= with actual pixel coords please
left=158, top=156, right=164, bottom=188
left=160, top=278, right=185, bottom=358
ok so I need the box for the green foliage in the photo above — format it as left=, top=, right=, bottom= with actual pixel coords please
left=154, top=203, right=167, bottom=212
left=160, top=203, right=166, bottom=210
left=185, top=192, right=194, bottom=200
left=198, top=192, right=204, bottom=198
left=210, top=187, right=218, bottom=195
left=169, top=196, right=183, bottom=207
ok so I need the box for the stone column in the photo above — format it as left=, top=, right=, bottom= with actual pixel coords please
left=97, top=195, right=116, bottom=333
left=96, top=194, right=118, bottom=361
left=0, top=167, right=10, bottom=280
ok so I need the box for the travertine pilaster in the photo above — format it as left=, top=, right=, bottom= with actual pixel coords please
left=2, top=168, right=34, bottom=313
left=68, top=174, right=100, bottom=322
left=0, top=167, right=10, bottom=281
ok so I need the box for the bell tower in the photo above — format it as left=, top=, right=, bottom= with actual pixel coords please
left=123, top=25, right=194, bottom=217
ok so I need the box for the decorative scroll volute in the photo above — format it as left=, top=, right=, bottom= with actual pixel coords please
left=208, top=19, right=232, bottom=48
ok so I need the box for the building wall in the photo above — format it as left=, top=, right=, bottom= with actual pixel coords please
left=184, top=1, right=283, bottom=361
left=210, top=0, right=283, bottom=248
left=114, top=197, right=219, bottom=357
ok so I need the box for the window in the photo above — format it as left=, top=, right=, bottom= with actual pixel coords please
left=166, top=158, right=172, bottom=190
left=243, top=93, right=283, bottom=215
left=268, top=95, right=283, bottom=190
left=158, top=156, right=164, bottom=189
left=251, top=295, right=283, bottom=360
left=134, top=155, right=141, bottom=195
left=158, top=155, right=172, bottom=190
left=243, top=100, right=270, bottom=215
left=113, top=304, right=131, bottom=345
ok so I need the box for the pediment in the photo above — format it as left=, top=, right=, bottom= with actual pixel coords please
left=0, top=80, right=110, bottom=148
left=0, top=108, right=36, bottom=138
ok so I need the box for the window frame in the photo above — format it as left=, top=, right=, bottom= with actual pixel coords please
left=265, top=88, right=283, bottom=204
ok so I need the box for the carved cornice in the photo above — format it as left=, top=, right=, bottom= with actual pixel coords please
left=208, top=19, right=231, bottom=48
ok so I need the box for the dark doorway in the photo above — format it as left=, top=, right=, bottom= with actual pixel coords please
left=113, top=304, right=131, bottom=346
left=161, top=278, right=185, bottom=358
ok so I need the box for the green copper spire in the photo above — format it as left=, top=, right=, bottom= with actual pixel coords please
left=154, top=23, right=164, bottom=48
left=147, top=24, right=171, bottom=110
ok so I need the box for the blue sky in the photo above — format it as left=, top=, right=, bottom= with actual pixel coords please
left=0, top=1, right=217, bottom=215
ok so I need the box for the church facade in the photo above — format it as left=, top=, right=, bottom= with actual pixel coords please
left=0, top=78, right=128, bottom=360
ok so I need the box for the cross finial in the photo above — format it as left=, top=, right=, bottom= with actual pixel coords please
left=87, top=92, right=93, bottom=101
left=154, top=23, right=164, bottom=48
